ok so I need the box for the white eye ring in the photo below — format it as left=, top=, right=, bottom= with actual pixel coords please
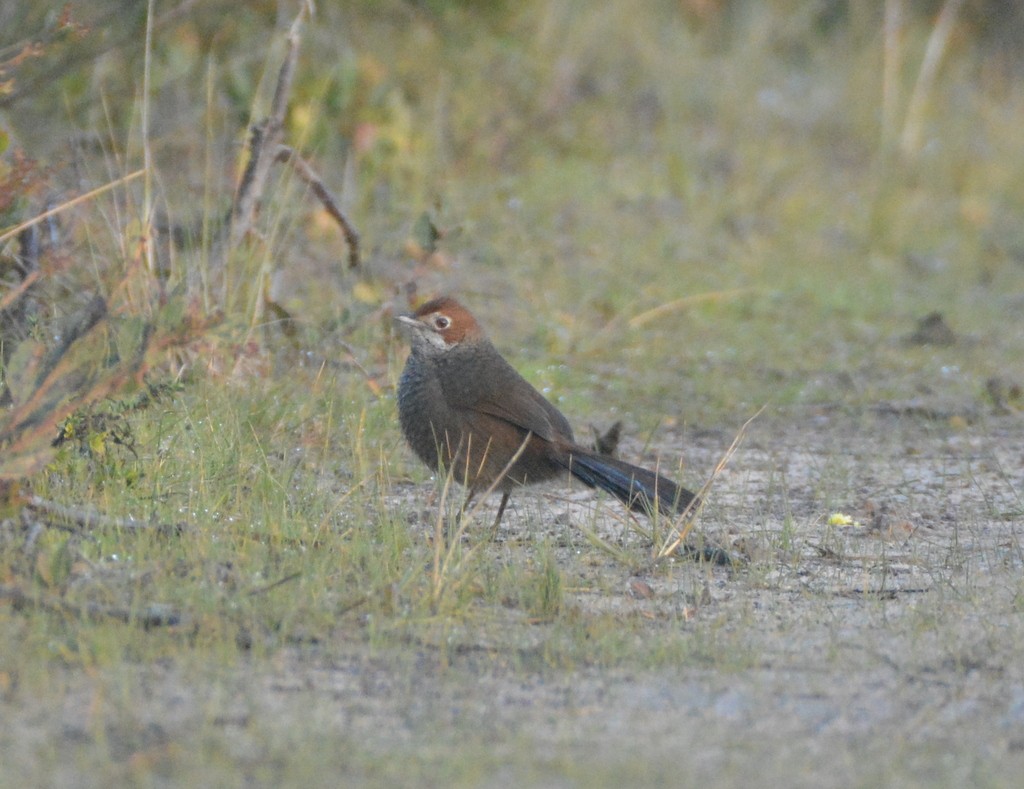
left=433, top=315, right=451, bottom=330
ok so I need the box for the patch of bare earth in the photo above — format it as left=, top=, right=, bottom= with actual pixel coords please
left=4, top=409, right=1024, bottom=785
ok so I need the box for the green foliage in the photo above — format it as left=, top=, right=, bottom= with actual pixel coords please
left=521, top=542, right=563, bottom=620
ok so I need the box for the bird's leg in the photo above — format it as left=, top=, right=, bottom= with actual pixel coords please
left=448, top=489, right=478, bottom=546
left=459, top=489, right=477, bottom=517
left=491, top=492, right=511, bottom=533
left=452, top=489, right=511, bottom=543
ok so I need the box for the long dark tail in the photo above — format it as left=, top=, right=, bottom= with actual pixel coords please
left=560, top=448, right=697, bottom=516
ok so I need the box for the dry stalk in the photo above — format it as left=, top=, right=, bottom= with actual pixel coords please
left=627, top=288, right=752, bottom=329
left=900, top=0, right=965, bottom=158
left=0, top=170, right=146, bottom=245
left=0, top=583, right=185, bottom=628
left=430, top=433, right=531, bottom=605
left=656, top=405, right=765, bottom=559
left=26, top=496, right=187, bottom=535
left=881, top=0, right=904, bottom=150
left=274, top=144, right=360, bottom=268
left=0, top=270, right=40, bottom=313
left=228, top=2, right=311, bottom=253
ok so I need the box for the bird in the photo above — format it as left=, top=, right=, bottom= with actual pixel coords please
left=395, top=296, right=699, bottom=531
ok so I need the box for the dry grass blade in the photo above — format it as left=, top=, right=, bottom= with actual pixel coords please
left=575, top=519, right=637, bottom=567
left=459, top=433, right=532, bottom=528
left=0, top=270, right=40, bottom=312
left=627, top=289, right=752, bottom=329
left=656, top=405, right=765, bottom=560
left=430, top=466, right=457, bottom=602
left=0, top=169, right=146, bottom=245
left=900, top=0, right=965, bottom=157
left=881, top=0, right=904, bottom=149
left=430, top=433, right=532, bottom=605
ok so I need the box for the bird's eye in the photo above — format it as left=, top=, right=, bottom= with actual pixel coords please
left=433, top=315, right=451, bottom=330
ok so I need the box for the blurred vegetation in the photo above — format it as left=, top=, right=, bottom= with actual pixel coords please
left=1, top=0, right=1024, bottom=781
left=3, top=1, right=1022, bottom=359
left=0, top=0, right=1020, bottom=518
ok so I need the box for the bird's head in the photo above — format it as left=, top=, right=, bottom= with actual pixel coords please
left=395, top=296, right=485, bottom=353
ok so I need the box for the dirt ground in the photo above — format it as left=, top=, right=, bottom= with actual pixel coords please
left=4, top=405, right=1023, bottom=787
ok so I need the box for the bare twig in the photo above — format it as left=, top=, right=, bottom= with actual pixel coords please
left=245, top=571, right=302, bottom=597
left=0, top=584, right=186, bottom=628
left=229, top=2, right=312, bottom=251
left=210, top=0, right=361, bottom=310
left=26, top=496, right=189, bottom=536
left=274, top=144, right=361, bottom=267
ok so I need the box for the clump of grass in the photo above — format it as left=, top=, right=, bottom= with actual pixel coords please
left=519, top=541, right=563, bottom=621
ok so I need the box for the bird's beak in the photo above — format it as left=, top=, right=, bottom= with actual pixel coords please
left=394, top=313, right=419, bottom=330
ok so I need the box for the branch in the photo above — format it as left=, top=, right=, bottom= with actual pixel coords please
left=275, top=144, right=361, bottom=267
left=0, top=584, right=186, bottom=628
left=27, top=496, right=190, bottom=536
left=229, top=2, right=312, bottom=252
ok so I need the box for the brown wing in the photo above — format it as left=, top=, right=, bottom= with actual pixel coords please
left=441, top=341, right=575, bottom=444
left=473, top=389, right=573, bottom=444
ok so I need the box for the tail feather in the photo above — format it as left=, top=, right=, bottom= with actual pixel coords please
left=561, top=449, right=697, bottom=515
